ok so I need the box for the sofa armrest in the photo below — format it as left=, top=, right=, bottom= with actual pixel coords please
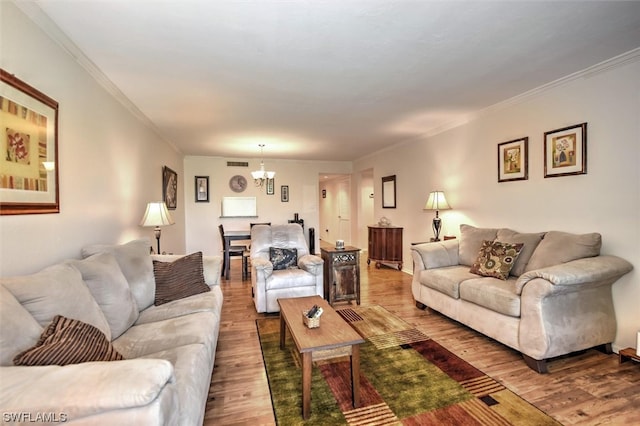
left=151, top=254, right=222, bottom=287
left=298, top=254, right=323, bottom=275
left=0, top=359, right=175, bottom=423
left=410, top=239, right=459, bottom=272
left=251, top=257, right=273, bottom=280
left=515, top=255, right=633, bottom=294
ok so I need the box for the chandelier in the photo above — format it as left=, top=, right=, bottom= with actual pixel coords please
left=251, top=144, right=276, bottom=187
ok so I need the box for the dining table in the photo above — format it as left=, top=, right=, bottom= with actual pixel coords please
left=222, top=229, right=251, bottom=280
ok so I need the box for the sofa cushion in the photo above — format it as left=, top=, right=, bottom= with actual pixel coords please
left=419, top=265, right=477, bottom=299
left=68, top=252, right=139, bottom=339
left=137, top=285, right=223, bottom=325
left=14, top=315, right=124, bottom=366
left=82, top=239, right=156, bottom=310
left=269, top=247, right=298, bottom=270
left=113, top=311, right=218, bottom=359
left=525, top=231, right=602, bottom=272
left=458, top=225, right=498, bottom=266
left=0, top=284, right=43, bottom=366
left=470, top=240, right=524, bottom=280
left=459, top=277, right=521, bottom=318
left=266, top=268, right=317, bottom=290
left=496, top=229, right=545, bottom=276
left=153, top=252, right=210, bottom=306
left=1, top=263, right=111, bottom=340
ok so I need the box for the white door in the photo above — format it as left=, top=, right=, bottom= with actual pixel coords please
left=337, top=178, right=351, bottom=244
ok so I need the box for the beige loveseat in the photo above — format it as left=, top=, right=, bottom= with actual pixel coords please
left=0, top=239, right=222, bottom=425
left=411, top=225, right=633, bottom=373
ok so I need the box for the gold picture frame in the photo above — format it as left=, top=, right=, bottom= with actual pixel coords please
left=498, top=137, right=528, bottom=182
left=544, top=123, right=587, bottom=178
left=0, top=69, right=59, bottom=215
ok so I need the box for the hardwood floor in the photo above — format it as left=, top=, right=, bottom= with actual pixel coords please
left=204, top=251, right=640, bottom=425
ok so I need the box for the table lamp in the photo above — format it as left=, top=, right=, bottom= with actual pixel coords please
left=140, top=201, right=175, bottom=254
left=424, top=191, right=451, bottom=241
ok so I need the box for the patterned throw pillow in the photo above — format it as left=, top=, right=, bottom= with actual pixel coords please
left=269, top=247, right=298, bottom=270
left=470, top=240, right=524, bottom=280
left=153, top=252, right=211, bottom=306
left=14, top=315, right=124, bottom=366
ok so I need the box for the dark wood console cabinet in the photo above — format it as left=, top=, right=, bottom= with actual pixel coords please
left=367, top=225, right=403, bottom=270
left=321, top=246, right=360, bottom=306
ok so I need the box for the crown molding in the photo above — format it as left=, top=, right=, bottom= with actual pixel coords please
left=473, top=48, right=640, bottom=119
left=13, top=1, right=181, bottom=154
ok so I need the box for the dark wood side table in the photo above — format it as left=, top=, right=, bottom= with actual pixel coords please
left=321, top=246, right=361, bottom=306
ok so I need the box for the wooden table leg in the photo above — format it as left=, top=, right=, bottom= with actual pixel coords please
left=351, top=344, right=360, bottom=408
left=279, top=315, right=286, bottom=350
left=224, top=238, right=231, bottom=280
left=302, top=352, right=312, bottom=419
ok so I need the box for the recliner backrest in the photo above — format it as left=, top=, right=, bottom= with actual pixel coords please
left=250, top=224, right=309, bottom=261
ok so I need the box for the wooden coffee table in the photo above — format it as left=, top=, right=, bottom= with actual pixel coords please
left=278, top=295, right=365, bottom=420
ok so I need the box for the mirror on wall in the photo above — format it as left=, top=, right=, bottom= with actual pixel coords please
left=381, top=175, right=396, bottom=209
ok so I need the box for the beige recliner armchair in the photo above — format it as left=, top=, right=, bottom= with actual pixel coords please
left=250, top=224, right=323, bottom=313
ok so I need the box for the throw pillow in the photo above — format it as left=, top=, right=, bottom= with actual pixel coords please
left=524, top=231, right=602, bottom=272
left=14, top=315, right=124, bottom=366
left=67, top=252, right=139, bottom=340
left=495, top=229, right=545, bottom=277
left=1, top=263, right=112, bottom=341
left=152, top=252, right=210, bottom=306
left=82, top=239, right=156, bottom=311
left=269, top=247, right=298, bottom=270
left=459, top=224, right=499, bottom=266
left=470, top=240, right=524, bottom=280
left=0, top=284, right=43, bottom=366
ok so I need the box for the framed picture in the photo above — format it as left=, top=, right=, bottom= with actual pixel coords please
left=382, top=175, right=396, bottom=208
left=544, top=123, right=587, bottom=178
left=266, top=178, right=275, bottom=195
left=322, top=189, right=326, bottom=198
left=281, top=185, right=289, bottom=202
left=163, top=166, right=178, bottom=209
left=498, top=137, right=528, bottom=182
left=0, top=69, right=59, bottom=215
left=195, top=176, right=209, bottom=202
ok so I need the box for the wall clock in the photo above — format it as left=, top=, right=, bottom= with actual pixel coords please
left=229, top=175, right=247, bottom=193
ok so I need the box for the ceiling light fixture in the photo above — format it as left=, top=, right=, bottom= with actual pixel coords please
left=251, top=144, right=275, bottom=188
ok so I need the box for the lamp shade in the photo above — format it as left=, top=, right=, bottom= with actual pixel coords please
left=140, top=202, right=175, bottom=227
left=424, top=191, right=451, bottom=211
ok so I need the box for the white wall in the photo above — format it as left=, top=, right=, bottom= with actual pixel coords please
left=0, top=3, right=185, bottom=276
left=354, top=56, right=640, bottom=352
left=183, top=156, right=351, bottom=256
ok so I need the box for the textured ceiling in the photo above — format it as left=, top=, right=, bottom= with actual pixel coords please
left=31, top=0, right=640, bottom=161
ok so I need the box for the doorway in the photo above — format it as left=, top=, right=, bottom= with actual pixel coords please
left=318, top=169, right=374, bottom=251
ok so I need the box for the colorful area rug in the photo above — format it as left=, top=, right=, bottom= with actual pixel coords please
left=257, top=305, right=561, bottom=425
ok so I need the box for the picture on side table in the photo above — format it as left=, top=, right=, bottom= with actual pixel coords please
left=0, top=69, right=60, bottom=215
left=498, top=137, right=528, bottom=182
left=544, top=122, right=587, bottom=178
left=163, top=166, right=178, bottom=209
left=195, top=176, right=209, bottom=202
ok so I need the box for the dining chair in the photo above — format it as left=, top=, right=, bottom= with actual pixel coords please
left=218, top=224, right=249, bottom=280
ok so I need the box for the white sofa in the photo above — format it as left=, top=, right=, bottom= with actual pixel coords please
left=0, top=239, right=223, bottom=425
left=411, top=225, right=633, bottom=373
